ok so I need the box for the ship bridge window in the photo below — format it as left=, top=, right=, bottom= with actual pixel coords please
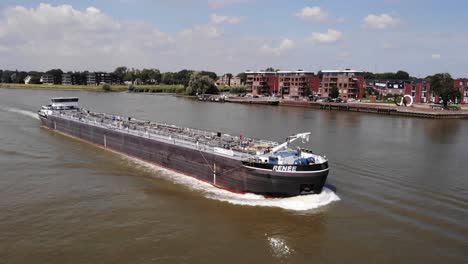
left=268, top=156, right=278, bottom=164
left=51, top=98, right=79, bottom=103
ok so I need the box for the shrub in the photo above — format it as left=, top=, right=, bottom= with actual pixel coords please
left=229, top=86, right=247, bottom=94
left=102, top=83, right=111, bottom=92
left=176, top=86, right=186, bottom=94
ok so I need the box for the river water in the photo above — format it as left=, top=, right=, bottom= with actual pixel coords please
left=0, top=88, right=467, bottom=264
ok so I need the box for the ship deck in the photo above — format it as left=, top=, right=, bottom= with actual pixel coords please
left=50, top=109, right=279, bottom=161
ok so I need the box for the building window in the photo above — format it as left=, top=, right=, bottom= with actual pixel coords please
left=411, top=92, right=415, bottom=97
left=412, top=86, right=416, bottom=92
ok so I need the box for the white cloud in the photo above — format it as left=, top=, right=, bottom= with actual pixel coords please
left=0, top=3, right=264, bottom=73
left=307, top=29, right=342, bottom=44
left=210, top=13, right=242, bottom=25
left=363, top=14, right=399, bottom=30
left=295, top=6, right=328, bottom=22
left=260, top=38, right=295, bottom=56
left=383, top=43, right=394, bottom=49
left=180, top=24, right=223, bottom=39
left=0, top=4, right=173, bottom=60
left=181, top=13, right=244, bottom=41
left=338, top=51, right=351, bottom=58
left=431, top=54, right=441, bottom=59
left=208, top=0, right=249, bottom=8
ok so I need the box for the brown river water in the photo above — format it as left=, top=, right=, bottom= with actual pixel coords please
left=0, top=88, right=467, bottom=263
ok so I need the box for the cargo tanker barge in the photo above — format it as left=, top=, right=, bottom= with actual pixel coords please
left=38, top=97, right=329, bottom=197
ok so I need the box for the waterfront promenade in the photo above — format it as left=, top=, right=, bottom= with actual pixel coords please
left=279, top=100, right=468, bottom=119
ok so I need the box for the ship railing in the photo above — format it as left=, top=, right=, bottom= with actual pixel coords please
left=53, top=112, right=252, bottom=160
left=56, top=110, right=278, bottom=147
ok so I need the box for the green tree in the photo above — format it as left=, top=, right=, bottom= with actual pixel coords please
left=123, top=71, right=134, bottom=82
left=1, top=70, right=13, bottom=83
left=10, top=72, right=18, bottom=83
left=46, top=69, right=63, bottom=84
left=330, top=85, right=339, bottom=99
left=265, top=67, right=275, bottom=72
left=188, top=72, right=217, bottom=95
left=301, top=81, right=311, bottom=99
left=226, top=73, right=233, bottom=86
left=199, top=71, right=217, bottom=81
left=102, top=83, right=111, bottom=92
left=175, top=69, right=194, bottom=86
left=162, top=72, right=176, bottom=85
left=237, top=72, right=247, bottom=84
left=428, top=73, right=461, bottom=108
left=150, top=69, right=162, bottom=84
left=114, top=66, right=127, bottom=82
left=29, top=75, right=41, bottom=84
left=229, top=86, right=247, bottom=94
left=395, top=70, right=410, bottom=80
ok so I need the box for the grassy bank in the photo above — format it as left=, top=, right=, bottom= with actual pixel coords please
left=130, top=84, right=184, bottom=94
left=0, top=83, right=182, bottom=93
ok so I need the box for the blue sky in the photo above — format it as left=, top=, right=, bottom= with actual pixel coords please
left=0, top=0, right=467, bottom=77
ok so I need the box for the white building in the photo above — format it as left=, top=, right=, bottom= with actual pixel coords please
left=216, top=75, right=242, bottom=86
left=24, top=75, right=32, bottom=84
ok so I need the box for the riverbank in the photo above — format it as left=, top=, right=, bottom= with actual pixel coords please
left=0, top=83, right=182, bottom=93
left=0, top=83, right=127, bottom=91
left=280, top=100, right=468, bottom=119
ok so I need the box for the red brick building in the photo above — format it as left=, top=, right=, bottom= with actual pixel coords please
left=245, top=71, right=278, bottom=95
left=404, top=80, right=432, bottom=103
left=454, top=79, right=468, bottom=104
left=318, top=70, right=365, bottom=99
left=277, top=71, right=320, bottom=98
left=245, top=71, right=319, bottom=97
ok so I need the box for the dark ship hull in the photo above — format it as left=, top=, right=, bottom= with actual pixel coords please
left=40, top=115, right=328, bottom=197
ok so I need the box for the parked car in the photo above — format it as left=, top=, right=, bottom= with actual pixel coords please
left=333, top=98, right=347, bottom=103
left=316, top=97, right=331, bottom=102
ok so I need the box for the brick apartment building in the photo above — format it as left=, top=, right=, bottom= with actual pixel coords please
left=245, top=71, right=278, bottom=95
left=245, top=70, right=319, bottom=97
left=404, top=80, right=432, bottom=103
left=61, top=73, right=80, bottom=85
left=318, top=70, right=365, bottom=99
left=277, top=71, right=320, bottom=98
left=454, top=79, right=468, bottom=103
left=86, top=72, right=117, bottom=85
left=216, top=75, right=242, bottom=86
left=40, top=74, right=56, bottom=85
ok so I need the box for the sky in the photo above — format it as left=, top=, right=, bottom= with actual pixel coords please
left=0, top=0, right=467, bottom=77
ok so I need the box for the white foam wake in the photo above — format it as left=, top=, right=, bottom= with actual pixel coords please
left=267, top=236, right=293, bottom=258
left=2, top=107, right=39, bottom=120
left=126, top=156, right=340, bottom=211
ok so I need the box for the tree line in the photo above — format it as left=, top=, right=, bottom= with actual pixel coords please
left=0, top=67, right=221, bottom=86
left=0, top=67, right=424, bottom=85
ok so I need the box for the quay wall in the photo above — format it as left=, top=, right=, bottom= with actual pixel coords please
left=279, top=100, right=468, bottom=119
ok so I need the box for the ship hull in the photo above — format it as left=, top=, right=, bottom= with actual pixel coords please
left=41, top=115, right=328, bottom=197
